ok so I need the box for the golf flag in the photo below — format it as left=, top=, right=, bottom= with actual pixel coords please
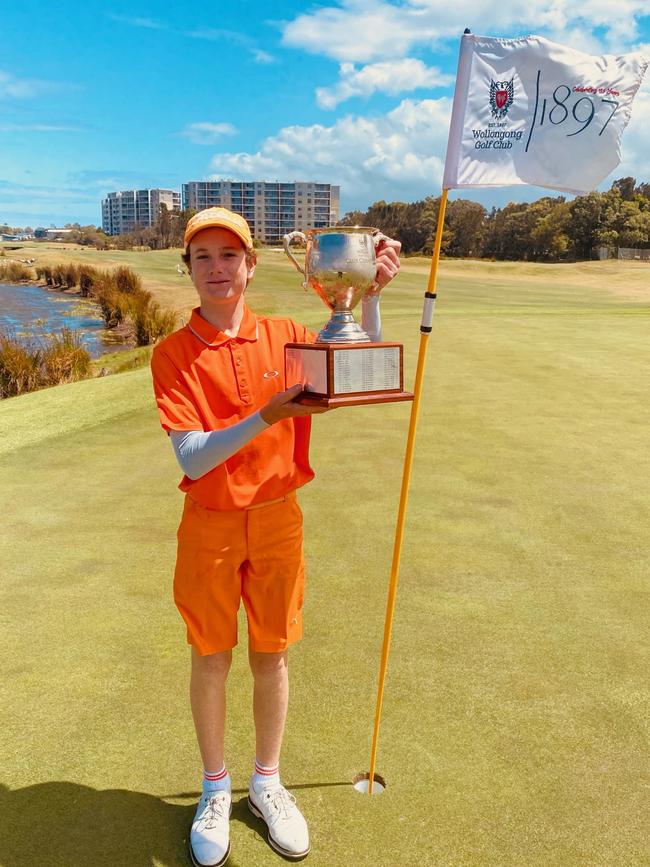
left=443, top=33, right=648, bottom=195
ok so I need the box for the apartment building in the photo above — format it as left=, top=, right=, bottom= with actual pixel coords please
left=101, top=188, right=181, bottom=236
left=182, top=181, right=341, bottom=243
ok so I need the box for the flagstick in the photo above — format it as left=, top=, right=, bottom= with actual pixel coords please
left=367, top=188, right=449, bottom=794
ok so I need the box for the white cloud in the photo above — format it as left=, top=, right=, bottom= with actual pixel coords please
left=316, top=59, right=454, bottom=108
left=253, top=49, right=275, bottom=64
left=0, top=70, right=62, bottom=100
left=108, top=14, right=168, bottom=30
left=179, top=122, right=237, bottom=145
left=208, top=98, right=451, bottom=209
left=283, top=1, right=439, bottom=63
left=282, top=0, right=650, bottom=63
left=186, top=28, right=276, bottom=63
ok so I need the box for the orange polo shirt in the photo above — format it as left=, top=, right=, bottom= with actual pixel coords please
left=151, top=305, right=316, bottom=510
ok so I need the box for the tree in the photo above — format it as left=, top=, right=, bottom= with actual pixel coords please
left=612, top=177, right=636, bottom=201
left=444, top=199, right=487, bottom=257
left=530, top=200, right=572, bottom=260
left=338, top=210, right=367, bottom=226
left=158, top=203, right=173, bottom=248
left=568, top=192, right=606, bottom=259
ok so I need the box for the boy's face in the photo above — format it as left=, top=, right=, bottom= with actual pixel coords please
left=188, top=226, right=256, bottom=308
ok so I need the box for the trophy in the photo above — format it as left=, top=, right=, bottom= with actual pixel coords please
left=283, top=227, right=414, bottom=407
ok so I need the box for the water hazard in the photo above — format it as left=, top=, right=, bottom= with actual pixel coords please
left=0, top=282, right=132, bottom=359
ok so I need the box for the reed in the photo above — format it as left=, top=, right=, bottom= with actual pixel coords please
left=0, top=261, right=34, bottom=282
left=40, top=327, right=91, bottom=386
left=131, top=297, right=177, bottom=346
left=0, top=327, right=91, bottom=398
left=0, top=332, right=41, bottom=398
left=78, top=264, right=100, bottom=297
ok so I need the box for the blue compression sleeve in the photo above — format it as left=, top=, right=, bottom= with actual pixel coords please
left=169, top=412, right=269, bottom=480
left=361, top=294, right=382, bottom=341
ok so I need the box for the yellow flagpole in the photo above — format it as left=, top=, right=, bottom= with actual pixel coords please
left=367, top=188, right=449, bottom=794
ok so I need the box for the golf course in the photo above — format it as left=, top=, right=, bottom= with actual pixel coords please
left=1, top=248, right=649, bottom=866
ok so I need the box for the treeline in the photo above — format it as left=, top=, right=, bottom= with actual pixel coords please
left=110, top=206, right=197, bottom=250
left=11, top=205, right=198, bottom=250
left=339, top=177, right=650, bottom=261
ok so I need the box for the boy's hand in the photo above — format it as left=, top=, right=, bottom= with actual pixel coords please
left=373, top=237, right=401, bottom=292
left=260, top=384, right=331, bottom=425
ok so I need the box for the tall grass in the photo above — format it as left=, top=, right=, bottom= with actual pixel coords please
left=51, top=265, right=66, bottom=287
left=131, top=296, right=177, bottom=345
left=0, top=262, right=34, bottom=282
left=40, top=328, right=91, bottom=386
left=113, top=265, right=143, bottom=295
left=94, top=279, right=128, bottom=328
left=89, top=267, right=175, bottom=344
left=0, top=333, right=41, bottom=397
left=0, top=327, right=91, bottom=399
left=78, top=264, right=100, bottom=297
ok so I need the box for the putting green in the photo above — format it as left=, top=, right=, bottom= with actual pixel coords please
left=1, top=254, right=649, bottom=866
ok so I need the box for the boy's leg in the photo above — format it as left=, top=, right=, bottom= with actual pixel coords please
left=190, top=648, right=232, bottom=771
left=248, top=649, right=288, bottom=766
left=244, top=496, right=310, bottom=858
left=189, top=648, right=233, bottom=867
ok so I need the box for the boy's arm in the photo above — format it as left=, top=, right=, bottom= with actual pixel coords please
left=361, top=294, right=381, bottom=341
left=170, top=415, right=268, bottom=480
left=360, top=236, right=401, bottom=341
left=169, top=385, right=330, bottom=481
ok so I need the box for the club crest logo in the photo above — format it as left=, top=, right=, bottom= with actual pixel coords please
left=489, top=78, right=514, bottom=119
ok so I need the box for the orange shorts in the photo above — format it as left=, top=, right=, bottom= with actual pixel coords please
left=173, top=491, right=305, bottom=655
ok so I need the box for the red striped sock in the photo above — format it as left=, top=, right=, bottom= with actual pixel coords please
left=252, top=759, right=280, bottom=788
left=202, top=765, right=230, bottom=792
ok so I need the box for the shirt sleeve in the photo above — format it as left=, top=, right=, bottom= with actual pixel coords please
left=150, top=346, right=203, bottom=434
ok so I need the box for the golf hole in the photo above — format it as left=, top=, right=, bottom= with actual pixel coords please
left=352, top=771, right=386, bottom=794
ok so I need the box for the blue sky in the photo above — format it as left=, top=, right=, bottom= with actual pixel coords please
left=1, top=0, right=648, bottom=227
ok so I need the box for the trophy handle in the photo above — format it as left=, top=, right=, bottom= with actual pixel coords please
left=283, top=231, right=307, bottom=277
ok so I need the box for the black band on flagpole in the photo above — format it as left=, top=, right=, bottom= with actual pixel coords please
left=425, top=292, right=437, bottom=300
left=420, top=326, right=433, bottom=333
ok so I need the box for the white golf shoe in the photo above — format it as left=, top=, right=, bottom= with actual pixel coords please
left=189, top=790, right=231, bottom=866
left=248, top=778, right=310, bottom=859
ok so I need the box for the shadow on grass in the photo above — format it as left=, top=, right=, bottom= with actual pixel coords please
left=0, top=779, right=351, bottom=866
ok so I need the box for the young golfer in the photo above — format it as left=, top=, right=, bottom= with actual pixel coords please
left=150, top=207, right=400, bottom=866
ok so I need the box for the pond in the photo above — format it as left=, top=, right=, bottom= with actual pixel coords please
left=0, top=282, right=132, bottom=358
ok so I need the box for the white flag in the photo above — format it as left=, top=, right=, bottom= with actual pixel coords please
left=442, top=34, right=648, bottom=195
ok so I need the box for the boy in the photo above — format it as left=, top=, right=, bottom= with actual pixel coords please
left=150, top=207, right=400, bottom=865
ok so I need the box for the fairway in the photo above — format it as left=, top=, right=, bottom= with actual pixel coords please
left=1, top=254, right=649, bottom=866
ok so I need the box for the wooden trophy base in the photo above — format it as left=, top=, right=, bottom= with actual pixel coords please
left=285, top=342, right=414, bottom=408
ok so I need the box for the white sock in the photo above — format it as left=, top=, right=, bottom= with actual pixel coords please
left=202, top=765, right=231, bottom=793
left=252, top=759, right=280, bottom=789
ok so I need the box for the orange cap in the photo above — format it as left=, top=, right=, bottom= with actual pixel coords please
left=184, top=207, right=254, bottom=255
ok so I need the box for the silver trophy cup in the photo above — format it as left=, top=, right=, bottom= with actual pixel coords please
left=283, top=227, right=388, bottom=343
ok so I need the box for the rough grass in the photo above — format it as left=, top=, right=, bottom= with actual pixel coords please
left=1, top=256, right=649, bottom=866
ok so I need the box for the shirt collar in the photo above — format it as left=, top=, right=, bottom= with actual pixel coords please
left=187, top=305, right=259, bottom=347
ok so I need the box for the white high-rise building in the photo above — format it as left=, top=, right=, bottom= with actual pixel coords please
left=182, top=181, right=341, bottom=243
left=101, top=189, right=181, bottom=236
